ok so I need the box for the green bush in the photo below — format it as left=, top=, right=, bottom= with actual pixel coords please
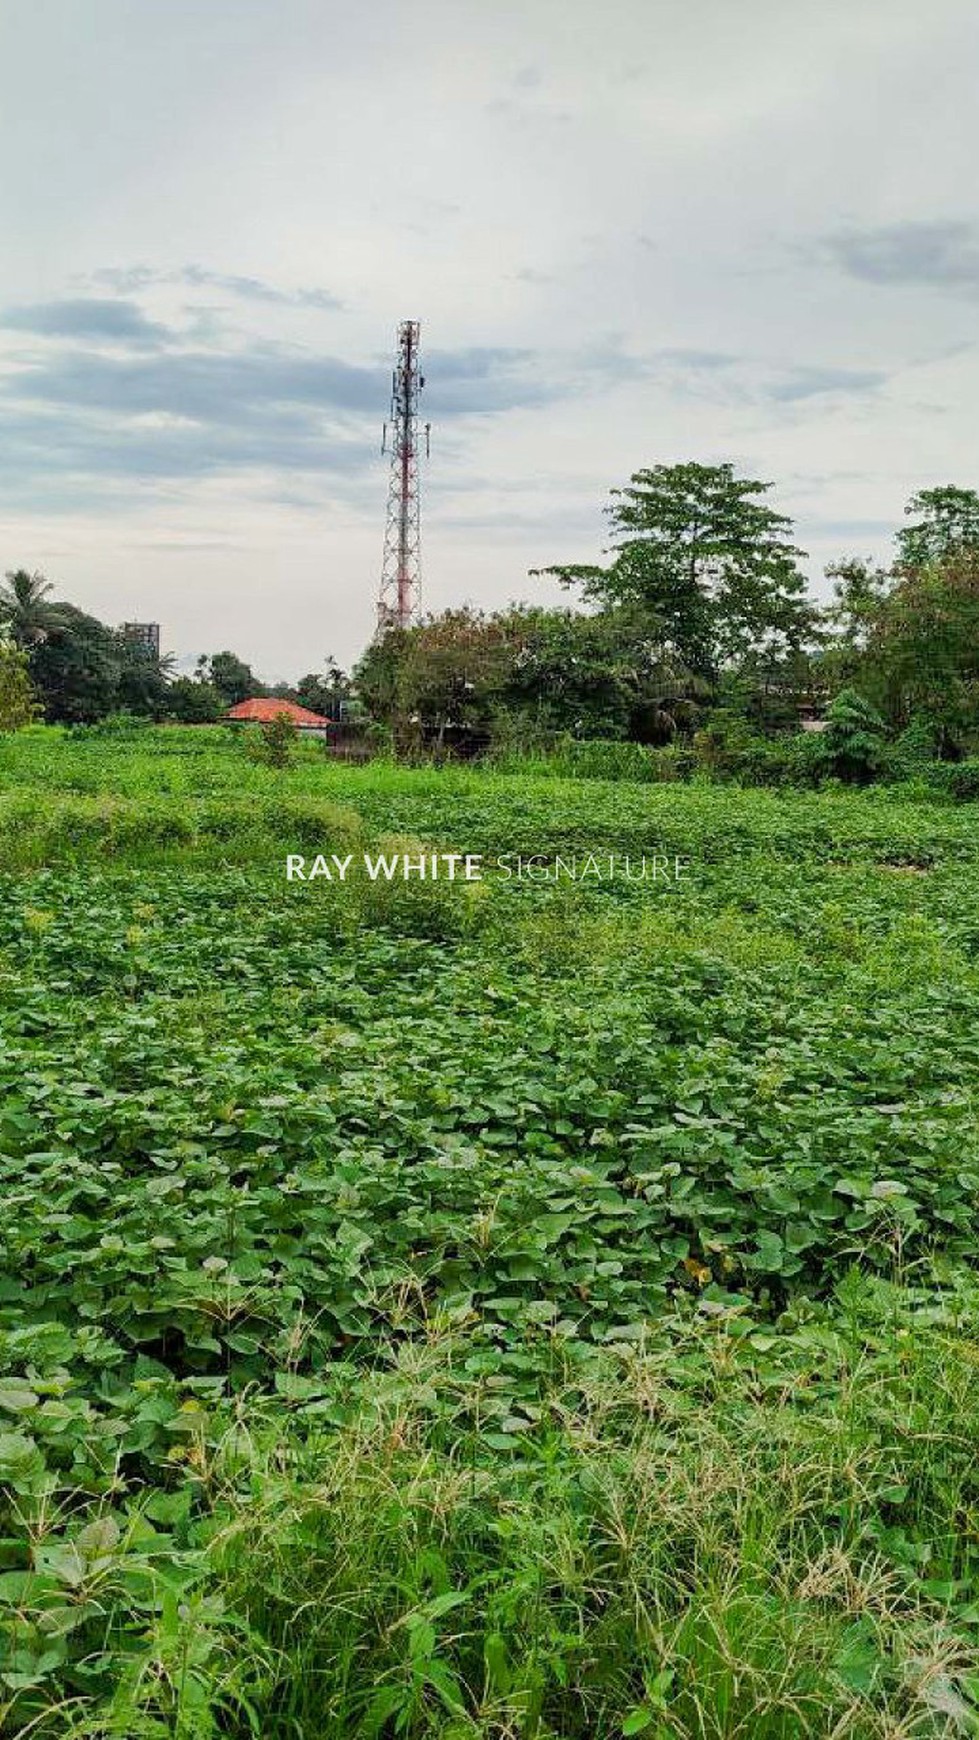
left=246, top=713, right=299, bottom=769
left=67, top=711, right=154, bottom=739
left=928, top=757, right=979, bottom=800
left=881, top=717, right=939, bottom=781
left=807, top=690, right=888, bottom=785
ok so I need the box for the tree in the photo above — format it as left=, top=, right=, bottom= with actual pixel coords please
left=28, top=606, right=121, bottom=723
left=296, top=659, right=351, bottom=720
left=115, top=637, right=174, bottom=718
left=811, top=690, right=887, bottom=785
left=167, top=676, right=224, bottom=723
left=0, top=570, right=69, bottom=648
left=198, top=651, right=264, bottom=708
left=354, top=631, right=407, bottom=728
left=815, top=555, right=894, bottom=694
left=537, top=462, right=814, bottom=678
left=895, top=486, right=979, bottom=571
left=867, top=553, right=979, bottom=751
left=824, top=557, right=893, bottom=650
left=0, top=639, right=38, bottom=730
left=397, top=610, right=513, bottom=748
left=501, top=605, right=694, bottom=741
left=356, top=611, right=517, bottom=750
left=247, top=712, right=298, bottom=769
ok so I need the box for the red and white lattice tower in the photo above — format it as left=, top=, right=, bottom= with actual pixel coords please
left=376, top=320, right=429, bottom=635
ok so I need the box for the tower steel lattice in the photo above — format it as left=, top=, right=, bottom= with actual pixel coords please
left=376, top=320, right=429, bottom=635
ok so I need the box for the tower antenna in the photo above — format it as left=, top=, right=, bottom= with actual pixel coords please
left=376, top=319, right=428, bottom=634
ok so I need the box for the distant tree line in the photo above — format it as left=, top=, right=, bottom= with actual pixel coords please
left=0, top=571, right=352, bottom=728
left=5, top=463, right=979, bottom=784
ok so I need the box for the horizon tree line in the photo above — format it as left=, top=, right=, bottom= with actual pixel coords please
left=4, top=465, right=979, bottom=764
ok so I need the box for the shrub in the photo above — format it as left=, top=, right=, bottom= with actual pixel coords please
left=554, top=739, right=656, bottom=781
left=0, top=639, right=39, bottom=731
left=929, top=757, right=979, bottom=801
left=649, top=742, right=697, bottom=781
left=247, top=712, right=299, bottom=769
left=808, top=689, right=888, bottom=785
left=880, top=717, right=940, bottom=783
left=692, top=710, right=762, bottom=777
left=79, top=711, right=153, bottom=738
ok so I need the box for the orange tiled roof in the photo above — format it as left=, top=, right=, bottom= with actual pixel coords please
left=224, top=697, right=331, bottom=726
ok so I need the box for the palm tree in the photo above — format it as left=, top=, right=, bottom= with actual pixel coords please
left=0, top=570, right=68, bottom=648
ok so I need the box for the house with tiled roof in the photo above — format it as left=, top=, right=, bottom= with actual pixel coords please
left=223, top=697, right=332, bottom=735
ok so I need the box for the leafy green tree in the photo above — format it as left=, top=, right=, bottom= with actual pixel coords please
left=246, top=712, right=298, bottom=768
left=0, top=638, right=38, bottom=729
left=28, top=606, right=121, bottom=723
left=896, top=486, right=979, bottom=571
left=0, top=569, right=68, bottom=648
left=296, top=659, right=351, bottom=720
left=354, top=630, right=407, bottom=728
left=867, top=553, right=979, bottom=750
left=501, top=605, right=694, bottom=741
left=812, top=556, right=892, bottom=696
left=115, top=638, right=174, bottom=718
left=824, top=557, right=893, bottom=650
left=356, top=611, right=518, bottom=750
left=537, top=462, right=813, bottom=678
left=398, top=610, right=513, bottom=748
left=166, top=676, right=224, bottom=723
left=198, top=651, right=264, bottom=708
left=812, top=689, right=887, bottom=785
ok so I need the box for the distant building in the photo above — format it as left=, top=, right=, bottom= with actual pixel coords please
left=121, top=622, right=161, bottom=658
left=223, top=697, right=332, bottom=738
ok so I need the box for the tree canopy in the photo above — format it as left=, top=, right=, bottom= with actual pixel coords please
left=198, top=651, right=264, bottom=709
left=538, top=462, right=814, bottom=677
left=355, top=604, right=701, bottom=747
left=0, top=638, right=38, bottom=730
left=895, top=486, right=979, bottom=572
left=29, top=607, right=123, bottom=724
left=10, top=467, right=979, bottom=767
left=295, top=660, right=352, bottom=720
left=0, top=570, right=68, bottom=649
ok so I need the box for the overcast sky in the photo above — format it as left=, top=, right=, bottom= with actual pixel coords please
left=1, top=0, right=977, bottom=679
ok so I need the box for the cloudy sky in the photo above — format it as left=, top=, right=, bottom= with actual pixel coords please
left=1, top=0, right=977, bottom=679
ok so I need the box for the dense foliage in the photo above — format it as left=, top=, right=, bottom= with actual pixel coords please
left=355, top=605, right=693, bottom=748
left=0, top=572, right=354, bottom=730
left=8, top=472, right=979, bottom=776
left=0, top=643, right=37, bottom=732
left=353, top=473, right=979, bottom=772
left=1, top=730, right=979, bottom=1734
left=537, top=461, right=814, bottom=676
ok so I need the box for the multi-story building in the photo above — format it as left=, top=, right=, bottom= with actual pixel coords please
left=120, top=622, right=161, bottom=658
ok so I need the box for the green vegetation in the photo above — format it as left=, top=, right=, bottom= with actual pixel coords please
left=1, top=729, right=979, bottom=1735
left=10, top=468, right=979, bottom=776
left=0, top=644, right=37, bottom=734
left=353, top=467, right=979, bottom=772
left=536, top=460, right=815, bottom=676
left=0, top=570, right=353, bottom=728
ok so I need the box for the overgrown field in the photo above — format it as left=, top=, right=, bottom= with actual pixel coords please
left=2, top=728, right=979, bottom=1737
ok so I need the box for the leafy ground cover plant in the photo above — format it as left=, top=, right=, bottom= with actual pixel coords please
left=1, top=730, right=979, bottom=1734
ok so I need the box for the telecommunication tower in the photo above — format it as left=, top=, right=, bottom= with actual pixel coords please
left=376, top=320, right=430, bottom=634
